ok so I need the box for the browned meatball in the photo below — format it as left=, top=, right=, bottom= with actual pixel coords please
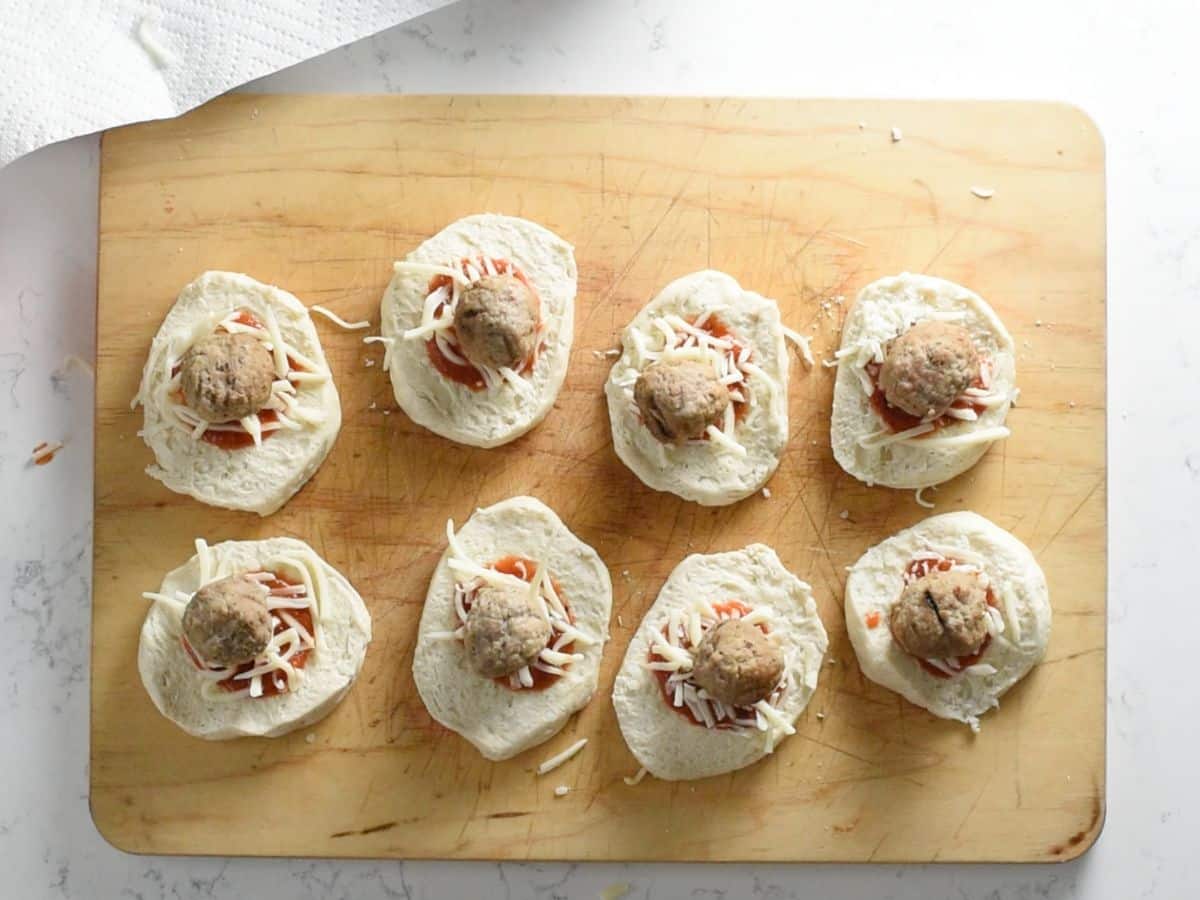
left=182, top=574, right=272, bottom=667
left=890, top=568, right=989, bottom=659
left=453, top=275, right=539, bottom=370
left=878, top=320, right=980, bottom=419
left=180, top=331, right=276, bottom=422
left=463, top=582, right=551, bottom=678
left=691, top=618, right=784, bottom=707
left=633, top=359, right=731, bottom=444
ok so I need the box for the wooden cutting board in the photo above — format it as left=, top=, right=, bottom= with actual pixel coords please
left=91, top=95, right=1106, bottom=862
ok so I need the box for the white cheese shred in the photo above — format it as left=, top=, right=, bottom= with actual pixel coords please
left=443, top=518, right=597, bottom=682
left=393, top=260, right=470, bottom=283
left=1002, top=587, right=1023, bottom=643
left=537, top=738, right=588, bottom=775
left=395, top=256, right=540, bottom=397
left=913, top=426, right=1011, bottom=449
left=362, top=335, right=396, bottom=372
left=704, top=423, right=748, bottom=456
left=154, top=307, right=330, bottom=445
left=182, top=548, right=324, bottom=700
left=625, top=312, right=766, bottom=457
left=858, top=422, right=935, bottom=447
left=782, top=326, right=815, bottom=367
left=309, top=305, right=371, bottom=330
left=194, top=538, right=211, bottom=585
left=622, top=767, right=649, bottom=787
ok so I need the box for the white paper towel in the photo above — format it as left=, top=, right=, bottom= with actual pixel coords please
left=0, top=0, right=457, bottom=169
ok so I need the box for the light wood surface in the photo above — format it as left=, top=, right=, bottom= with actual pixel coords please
left=91, top=95, right=1106, bottom=862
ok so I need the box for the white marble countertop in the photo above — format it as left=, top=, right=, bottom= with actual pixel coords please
left=0, top=0, right=1190, bottom=896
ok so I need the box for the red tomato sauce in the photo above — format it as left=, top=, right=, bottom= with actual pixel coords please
left=460, top=554, right=572, bottom=691
left=182, top=573, right=314, bottom=698
left=424, top=258, right=543, bottom=391
left=901, top=557, right=998, bottom=679
left=695, top=315, right=750, bottom=424
left=32, top=442, right=60, bottom=466
left=864, top=360, right=988, bottom=436
left=197, top=411, right=281, bottom=450
left=712, top=598, right=755, bottom=622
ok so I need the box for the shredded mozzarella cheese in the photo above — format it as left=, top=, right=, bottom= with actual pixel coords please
left=623, top=311, right=778, bottom=457
left=175, top=548, right=324, bottom=701
left=704, top=423, right=749, bottom=456
left=1002, top=586, right=1023, bottom=642
left=396, top=256, right=542, bottom=395
left=309, top=305, right=371, bottom=330
left=782, top=326, right=815, bottom=367
left=442, top=517, right=598, bottom=685
left=155, top=309, right=330, bottom=444
left=922, top=657, right=957, bottom=676
left=644, top=600, right=793, bottom=750
left=537, top=738, right=588, bottom=774
left=362, top=335, right=396, bottom=371
left=911, top=426, right=1011, bottom=449
left=964, top=663, right=998, bottom=676
left=858, top=422, right=935, bottom=447
left=393, top=261, right=470, bottom=283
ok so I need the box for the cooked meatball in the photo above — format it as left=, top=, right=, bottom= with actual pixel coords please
left=453, top=274, right=539, bottom=370
left=463, top=582, right=551, bottom=678
left=633, top=359, right=731, bottom=444
left=179, top=331, right=276, bottom=423
left=182, top=574, right=272, bottom=667
left=878, top=320, right=980, bottom=419
left=691, top=618, right=784, bottom=707
left=890, top=568, right=989, bottom=659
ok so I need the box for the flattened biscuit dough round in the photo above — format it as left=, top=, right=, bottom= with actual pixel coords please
left=380, top=214, right=577, bottom=448
left=605, top=270, right=789, bottom=506
left=613, top=544, right=827, bottom=781
left=412, top=496, right=612, bottom=761
left=138, top=537, right=372, bottom=740
left=135, top=271, right=341, bottom=516
left=845, top=511, right=1051, bottom=732
left=831, top=273, right=1016, bottom=489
